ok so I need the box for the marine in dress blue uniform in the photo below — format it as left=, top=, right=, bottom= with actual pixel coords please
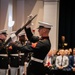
left=13, top=21, right=52, bottom=75
left=8, top=31, right=19, bottom=75
left=18, top=32, right=27, bottom=75
left=0, top=29, right=8, bottom=75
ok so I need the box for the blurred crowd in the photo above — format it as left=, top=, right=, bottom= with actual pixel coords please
left=44, top=48, right=75, bottom=75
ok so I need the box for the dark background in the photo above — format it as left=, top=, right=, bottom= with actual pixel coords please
left=58, top=0, right=75, bottom=49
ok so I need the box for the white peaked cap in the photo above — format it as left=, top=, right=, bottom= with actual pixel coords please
left=0, top=29, right=7, bottom=34
left=18, top=31, right=26, bottom=36
left=38, top=21, right=53, bottom=29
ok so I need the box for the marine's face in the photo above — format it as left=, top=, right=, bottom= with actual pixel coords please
left=38, top=28, right=45, bottom=36
left=0, top=34, right=7, bottom=41
left=19, top=35, right=25, bottom=42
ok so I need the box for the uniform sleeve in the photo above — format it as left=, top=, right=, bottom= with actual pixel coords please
left=20, top=39, right=50, bottom=53
left=24, top=27, right=39, bottom=43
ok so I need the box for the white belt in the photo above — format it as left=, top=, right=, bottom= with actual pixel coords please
left=0, top=54, right=8, bottom=57
left=19, top=53, right=24, bottom=55
left=11, top=54, right=18, bottom=56
left=31, top=57, right=43, bottom=63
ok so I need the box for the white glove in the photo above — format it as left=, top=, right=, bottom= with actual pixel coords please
left=10, top=33, right=17, bottom=42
